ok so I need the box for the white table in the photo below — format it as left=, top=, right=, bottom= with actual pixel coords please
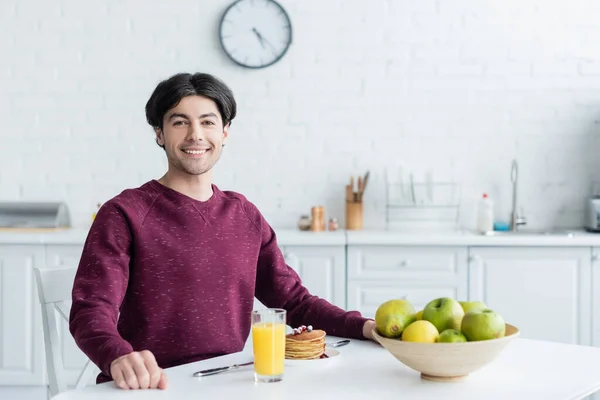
left=53, top=336, right=600, bottom=400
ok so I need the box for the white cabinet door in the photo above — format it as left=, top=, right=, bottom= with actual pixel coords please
left=0, top=245, right=45, bottom=385
left=469, top=247, right=592, bottom=345
left=348, top=245, right=468, bottom=283
left=346, top=246, right=468, bottom=318
left=45, top=245, right=94, bottom=387
left=281, top=245, right=346, bottom=310
left=593, top=248, right=600, bottom=348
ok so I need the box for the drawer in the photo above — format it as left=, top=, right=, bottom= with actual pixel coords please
left=347, top=281, right=467, bottom=320
left=347, top=245, right=468, bottom=281
left=45, top=245, right=84, bottom=268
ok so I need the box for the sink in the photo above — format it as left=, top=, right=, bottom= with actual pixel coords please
left=481, top=229, right=578, bottom=237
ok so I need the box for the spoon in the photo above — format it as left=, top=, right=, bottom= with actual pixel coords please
left=326, top=339, right=350, bottom=348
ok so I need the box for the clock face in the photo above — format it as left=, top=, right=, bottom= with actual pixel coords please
left=219, top=0, right=292, bottom=69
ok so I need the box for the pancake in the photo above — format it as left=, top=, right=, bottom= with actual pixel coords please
left=285, top=325, right=326, bottom=360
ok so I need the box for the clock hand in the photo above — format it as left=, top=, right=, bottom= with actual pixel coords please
left=252, top=27, right=266, bottom=48
left=251, top=28, right=278, bottom=55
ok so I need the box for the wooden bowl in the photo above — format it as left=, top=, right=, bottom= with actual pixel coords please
left=372, top=323, right=520, bottom=382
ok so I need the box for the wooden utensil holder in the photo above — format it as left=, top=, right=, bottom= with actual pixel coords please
left=310, top=205, right=326, bottom=232
left=346, top=201, right=363, bottom=230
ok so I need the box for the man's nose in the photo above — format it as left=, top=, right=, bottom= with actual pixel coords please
left=187, top=121, right=204, bottom=141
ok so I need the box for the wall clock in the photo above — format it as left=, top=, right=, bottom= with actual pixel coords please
left=219, top=0, right=293, bottom=69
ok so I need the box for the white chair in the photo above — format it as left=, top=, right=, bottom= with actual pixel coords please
left=33, top=266, right=98, bottom=399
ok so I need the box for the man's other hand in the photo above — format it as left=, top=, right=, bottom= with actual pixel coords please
left=362, top=320, right=376, bottom=340
left=110, top=350, right=168, bottom=390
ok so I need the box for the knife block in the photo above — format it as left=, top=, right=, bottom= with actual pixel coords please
left=345, top=201, right=363, bottom=230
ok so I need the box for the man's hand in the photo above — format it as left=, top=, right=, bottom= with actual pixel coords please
left=362, top=320, right=376, bottom=340
left=110, top=350, right=168, bottom=390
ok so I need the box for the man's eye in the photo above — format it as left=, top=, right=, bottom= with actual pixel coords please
left=173, top=120, right=187, bottom=126
left=202, top=121, right=215, bottom=125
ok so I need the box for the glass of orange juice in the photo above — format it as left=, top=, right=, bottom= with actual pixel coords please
left=251, top=308, right=286, bottom=383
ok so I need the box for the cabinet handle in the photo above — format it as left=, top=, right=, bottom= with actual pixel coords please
left=593, top=254, right=599, bottom=262
left=400, top=260, right=411, bottom=267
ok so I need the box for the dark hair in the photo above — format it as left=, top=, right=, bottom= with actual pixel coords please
left=145, top=72, right=237, bottom=149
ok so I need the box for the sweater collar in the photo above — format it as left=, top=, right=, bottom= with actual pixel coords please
left=149, top=179, right=221, bottom=209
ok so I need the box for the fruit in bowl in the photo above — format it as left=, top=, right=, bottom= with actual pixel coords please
left=374, top=299, right=416, bottom=339
left=401, top=320, right=438, bottom=343
left=415, top=310, right=423, bottom=320
left=372, top=297, right=519, bottom=382
left=438, top=329, right=467, bottom=343
left=459, top=300, right=487, bottom=314
left=461, top=308, right=506, bottom=341
left=422, top=297, right=464, bottom=332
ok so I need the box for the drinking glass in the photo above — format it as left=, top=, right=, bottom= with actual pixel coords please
left=251, top=308, right=286, bottom=383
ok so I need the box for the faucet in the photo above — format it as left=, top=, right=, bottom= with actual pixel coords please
left=510, top=159, right=527, bottom=231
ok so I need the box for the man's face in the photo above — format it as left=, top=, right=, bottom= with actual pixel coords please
left=156, top=95, right=228, bottom=176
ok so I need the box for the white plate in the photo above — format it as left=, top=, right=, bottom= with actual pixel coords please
left=284, top=348, right=340, bottom=366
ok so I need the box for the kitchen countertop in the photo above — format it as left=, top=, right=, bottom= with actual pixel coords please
left=0, top=227, right=347, bottom=246
left=346, top=228, right=600, bottom=246
left=2, top=226, right=600, bottom=247
left=52, top=334, right=600, bottom=400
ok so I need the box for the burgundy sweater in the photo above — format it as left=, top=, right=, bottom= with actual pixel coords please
left=69, top=180, right=368, bottom=383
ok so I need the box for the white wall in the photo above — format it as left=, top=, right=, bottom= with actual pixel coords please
left=2, top=0, right=600, bottom=231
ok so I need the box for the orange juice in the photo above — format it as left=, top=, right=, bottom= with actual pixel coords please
left=252, top=322, right=285, bottom=376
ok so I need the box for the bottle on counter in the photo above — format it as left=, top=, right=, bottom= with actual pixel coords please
left=476, top=193, right=494, bottom=234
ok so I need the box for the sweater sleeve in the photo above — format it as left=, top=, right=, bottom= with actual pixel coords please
left=248, top=203, right=370, bottom=339
left=69, top=202, right=135, bottom=377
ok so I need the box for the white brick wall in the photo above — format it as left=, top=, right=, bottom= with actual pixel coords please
left=2, top=0, right=600, bottom=231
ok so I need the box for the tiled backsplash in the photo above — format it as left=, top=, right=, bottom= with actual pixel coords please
left=2, top=0, right=600, bottom=230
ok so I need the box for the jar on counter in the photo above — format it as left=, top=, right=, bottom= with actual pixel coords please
left=328, top=217, right=339, bottom=231
left=310, top=206, right=325, bottom=231
left=297, top=215, right=311, bottom=231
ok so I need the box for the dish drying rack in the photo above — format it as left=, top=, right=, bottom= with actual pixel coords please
left=384, top=170, right=461, bottom=231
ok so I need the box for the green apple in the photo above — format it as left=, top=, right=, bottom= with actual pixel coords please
left=459, top=301, right=487, bottom=314
left=422, top=297, right=465, bottom=333
left=375, top=299, right=416, bottom=338
left=461, top=308, right=506, bottom=341
left=438, top=329, right=467, bottom=343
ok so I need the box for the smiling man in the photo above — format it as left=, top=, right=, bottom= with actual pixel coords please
left=69, top=72, right=375, bottom=391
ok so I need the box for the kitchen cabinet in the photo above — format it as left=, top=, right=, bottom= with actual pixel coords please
left=346, top=245, right=468, bottom=318
left=281, top=245, right=346, bottom=309
left=584, top=249, right=599, bottom=400
left=593, top=248, right=600, bottom=348
left=0, top=245, right=46, bottom=385
left=468, top=247, right=592, bottom=346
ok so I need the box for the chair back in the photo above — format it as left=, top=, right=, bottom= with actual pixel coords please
left=33, top=266, right=97, bottom=398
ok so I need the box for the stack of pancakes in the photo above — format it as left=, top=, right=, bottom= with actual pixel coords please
left=285, top=328, right=326, bottom=360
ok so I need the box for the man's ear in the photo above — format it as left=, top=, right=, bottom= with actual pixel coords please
left=155, top=128, right=165, bottom=146
left=222, top=124, right=229, bottom=147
